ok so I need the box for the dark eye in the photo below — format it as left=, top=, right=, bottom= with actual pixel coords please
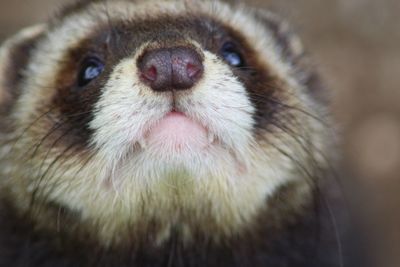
left=220, top=42, right=245, bottom=67
left=77, top=57, right=105, bottom=87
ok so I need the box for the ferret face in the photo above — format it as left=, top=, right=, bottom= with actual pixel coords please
left=0, top=0, right=329, bottom=244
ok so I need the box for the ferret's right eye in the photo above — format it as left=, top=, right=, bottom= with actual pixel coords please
left=77, top=57, right=104, bottom=87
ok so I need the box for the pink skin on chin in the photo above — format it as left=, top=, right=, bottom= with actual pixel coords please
left=146, top=112, right=209, bottom=151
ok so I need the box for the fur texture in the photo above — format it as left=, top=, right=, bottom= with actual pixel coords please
left=0, top=0, right=359, bottom=266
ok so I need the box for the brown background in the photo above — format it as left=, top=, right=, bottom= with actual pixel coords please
left=1, top=0, right=399, bottom=266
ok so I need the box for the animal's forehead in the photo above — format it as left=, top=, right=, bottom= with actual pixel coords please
left=82, top=16, right=228, bottom=49
left=46, top=1, right=246, bottom=56
left=55, top=0, right=221, bottom=26
left=57, top=0, right=232, bottom=19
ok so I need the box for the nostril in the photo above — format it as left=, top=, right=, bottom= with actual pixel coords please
left=187, top=63, right=202, bottom=80
left=141, top=65, right=157, bottom=82
left=171, top=49, right=203, bottom=89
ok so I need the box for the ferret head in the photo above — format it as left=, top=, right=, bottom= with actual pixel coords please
left=0, top=0, right=329, bottom=245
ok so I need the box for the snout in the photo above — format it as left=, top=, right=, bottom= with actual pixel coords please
left=137, top=46, right=204, bottom=92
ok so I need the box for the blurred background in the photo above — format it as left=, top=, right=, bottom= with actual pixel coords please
left=0, top=0, right=399, bottom=266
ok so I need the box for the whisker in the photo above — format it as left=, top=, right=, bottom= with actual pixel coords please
left=7, top=107, right=55, bottom=148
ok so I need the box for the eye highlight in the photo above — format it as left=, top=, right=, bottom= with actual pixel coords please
left=77, top=57, right=105, bottom=87
left=220, top=42, right=245, bottom=67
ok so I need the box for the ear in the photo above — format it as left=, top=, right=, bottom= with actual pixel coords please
left=0, top=24, right=46, bottom=115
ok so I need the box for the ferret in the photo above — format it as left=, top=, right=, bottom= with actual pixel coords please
left=0, top=0, right=361, bottom=266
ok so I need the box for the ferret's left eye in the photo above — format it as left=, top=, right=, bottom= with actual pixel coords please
left=220, top=42, right=245, bottom=67
left=77, top=57, right=105, bottom=87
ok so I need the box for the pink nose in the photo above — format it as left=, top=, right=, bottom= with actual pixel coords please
left=138, top=47, right=203, bottom=92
